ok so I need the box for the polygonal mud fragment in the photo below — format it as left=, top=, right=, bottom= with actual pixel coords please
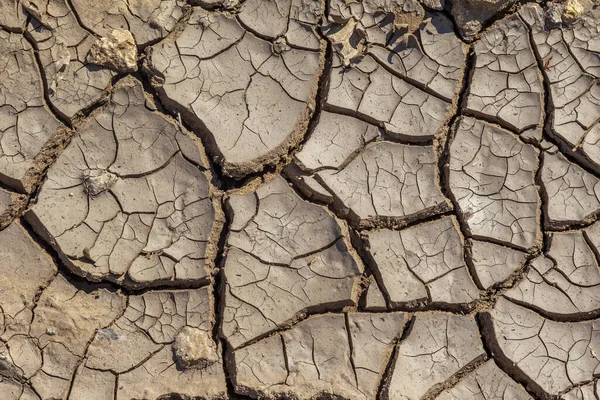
left=318, top=141, right=451, bottom=227
left=116, top=346, right=225, bottom=399
left=469, top=239, right=527, bottom=289
left=232, top=312, right=407, bottom=399
left=367, top=13, right=467, bottom=102
left=69, top=366, right=116, bottom=400
left=0, top=274, right=125, bottom=399
left=82, top=287, right=227, bottom=399
left=484, top=298, right=600, bottom=397
left=239, top=0, right=322, bottom=49
left=0, top=0, right=26, bottom=30
left=289, top=111, right=380, bottom=203
left=0, top=30, right=62, bottom=192
left=563, top=382, right=600, bottom=400
left=365, top=275, right=387, bottom=310
left=69, top=0, right=185, bottom=47
left=521, top=3, right=600, bottom=172
left=0, top=376, right=39, bottom=400
left=322, top=5, right=466, bottom=141
left=25, top=0, right=115, bottom=119
left=327, top=55, right=455, bottom=141
left=366, top=217, right=481, bottom=307
left=466, top=14, right=544, bottom=135
left=541, top=150, right=600, bottom=226
left=221, top=176, right=363, bottom=349
left=436, top=360, right=532, bottom=400
left=449, top=117, right=540, bottom=250
left=505, top=230, right=600, bottom=318
left=325, top=2, right=466, bottom=102
left=26, top=76, right=222, bottom=288
left=0, top=223, right=57, bottom=340
left=584, top=218, right=600, bottom=252
left=295, top=111, right=380, bottom=172
left=144, top=7, right=324, bottom=177
left=388, top=313, right=486, bottom=399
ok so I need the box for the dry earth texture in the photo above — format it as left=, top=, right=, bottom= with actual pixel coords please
left=1, top=0, right=600, bottom=398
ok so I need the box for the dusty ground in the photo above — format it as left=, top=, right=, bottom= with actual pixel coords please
left=0, top=0, right=599, bottom=398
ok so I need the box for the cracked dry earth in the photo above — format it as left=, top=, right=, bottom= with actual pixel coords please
left=3, top=0, right=600, bottom=399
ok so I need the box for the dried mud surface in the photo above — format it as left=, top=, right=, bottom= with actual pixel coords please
left=1, top=0, right=600, bottom=399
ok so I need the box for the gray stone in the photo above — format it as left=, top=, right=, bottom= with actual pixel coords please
left=451, top=0, right=517, bottom=40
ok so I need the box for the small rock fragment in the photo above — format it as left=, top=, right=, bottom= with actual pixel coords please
left=545, top=2, right=563, bottom=28
left=272, top=36, right=290, bottom=54
left=22, top=0, right=51, bottom=29
left=96, top=328, right=121, bottom=343
left=420, top=0, right=445, bottom=10
left=451, top=0, right=517, bottom=40
left=0, top=187, right=12, bottom=218
left=82, top=169, right=118, bottom=197
left=393, top=1, right=425, bottom=34
left=173, top=327, right=219, bottom=369
left=563, top=0, right=584, bottom=23
left=87, top=29, right=138, bottom=72
left=324, top=18, right=366, bottom=67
